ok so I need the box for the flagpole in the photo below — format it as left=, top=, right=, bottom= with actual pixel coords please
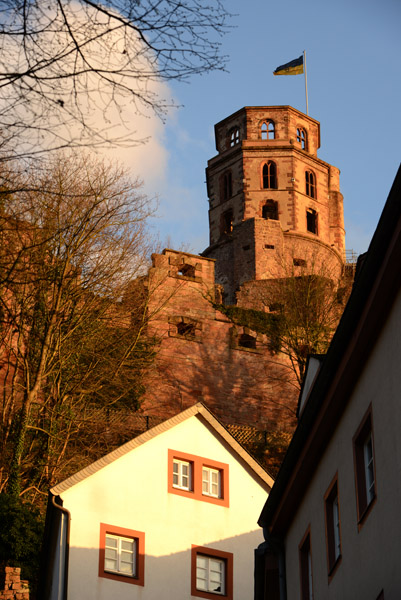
left=304, top=50, right=309, bottom=115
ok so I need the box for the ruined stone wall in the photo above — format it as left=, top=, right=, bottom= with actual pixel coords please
left=141, top=249, right=298, bottom=432
left=140, top=106, right=347, bottom=446
left=0, top=568, right=29, bottom=600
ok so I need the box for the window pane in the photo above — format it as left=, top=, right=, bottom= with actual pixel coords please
left=196, top=555, right=224, bottom=595
left=105, top=548, right=118, bottom=560
left=105, top=557, right=118, bottom=570
left=121, top=550, right=134, bottom=562
left=104, top=534, right=136, bottom=576
left=121, top=540, right=133, bottom=552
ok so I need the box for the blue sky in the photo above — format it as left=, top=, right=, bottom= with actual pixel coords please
left=123, top=0, right=401, bottom=257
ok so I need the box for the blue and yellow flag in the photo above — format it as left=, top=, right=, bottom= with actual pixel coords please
left=273, top=55, right=304, bottom=76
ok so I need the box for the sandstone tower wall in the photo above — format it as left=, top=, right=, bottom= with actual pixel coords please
left=141, top=106, right=347, bottom=443
left=203, top=106, right=345, bottom=303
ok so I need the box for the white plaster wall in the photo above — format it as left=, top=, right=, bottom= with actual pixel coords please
left=284, top=285, right=401, bottom=599
left=61, top=415, right=269, bottom=600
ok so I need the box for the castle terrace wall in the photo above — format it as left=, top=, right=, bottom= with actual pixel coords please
left=141, top=250, right=298, bottom=432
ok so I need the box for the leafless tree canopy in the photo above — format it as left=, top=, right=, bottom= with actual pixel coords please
left=0, top=0, right=230, bottom=160
left=0, top=153, right=158, bottom=500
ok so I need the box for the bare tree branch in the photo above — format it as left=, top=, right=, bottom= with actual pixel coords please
left=0, top=0, right=231, bottom=162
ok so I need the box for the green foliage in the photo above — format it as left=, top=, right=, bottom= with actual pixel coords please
left=0, top=494, right=44, bottom=587
left=215, top=303, right=284, bottom=354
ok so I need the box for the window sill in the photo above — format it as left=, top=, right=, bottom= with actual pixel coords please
left=328, top=555, right=342, bottom=583
left=357, top=495, right=376, bottom=531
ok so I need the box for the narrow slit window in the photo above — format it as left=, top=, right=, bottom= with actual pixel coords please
left=221, top=209, right=233, bottom=236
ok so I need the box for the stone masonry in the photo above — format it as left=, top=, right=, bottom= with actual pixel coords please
left=140, top=106, right=346, bottom=441
left=0, top=568, right=29, bottom=600
left=203, top=106, right=345, bottom=303
left=141, top=249, right=298, bottom=432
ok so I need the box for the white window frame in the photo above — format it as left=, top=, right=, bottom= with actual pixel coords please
left=332, top=495, right=341, bottom=562
left=104, top=533, right=136, bottom=577
left=172, top=458, right=192, bottom=490
left=196, top=554, right=225, bottom=595
left=364, top=432, right=375, bottom=504
left=202, top=466, right=221, bottom=498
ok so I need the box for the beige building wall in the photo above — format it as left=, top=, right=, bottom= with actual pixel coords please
left=57, top=414, right=270, bottom=600
left=284, top=284, right=401, bottom=599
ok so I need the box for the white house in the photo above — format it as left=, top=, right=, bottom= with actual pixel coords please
left=256, top=166, right=401, bottom=599
left=39, top=402, right=273, bottom=600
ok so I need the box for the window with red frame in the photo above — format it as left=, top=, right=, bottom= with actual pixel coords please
left=191, top=545, right=233, bottom=600
left=99, top=523, right=145, bottom=586
left=168, top=450, right=229, bottom=506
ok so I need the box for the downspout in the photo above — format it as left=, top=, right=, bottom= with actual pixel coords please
left=254, top=528, right=287, bottom=600
left=51, top=495, right=70, bottom=600
left=38, top=493, right=71, bottom=600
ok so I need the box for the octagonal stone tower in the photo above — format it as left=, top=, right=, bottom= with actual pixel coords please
left=202, top=106, right=345, bottom=303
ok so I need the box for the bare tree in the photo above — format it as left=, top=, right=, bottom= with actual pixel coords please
left=0, top=152, right=158, bottom=499
left=231, top=246, right=353, bottom=387
left=0, top=0, right=230, bottom=163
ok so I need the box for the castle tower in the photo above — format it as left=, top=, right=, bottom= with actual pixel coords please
left=202, top=106, right=346, bottom=303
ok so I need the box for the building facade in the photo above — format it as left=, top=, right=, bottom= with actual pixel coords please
left=39, top=404, right=273, bottom=600
left=256, top=167, right=401, bottom=600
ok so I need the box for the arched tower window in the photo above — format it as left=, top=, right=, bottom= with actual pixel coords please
left=305, top=170, right=316, bottom=198
left=297, top=128, right=307, bottom=150
left=262, top=161, right=277, bottom=189
left=262, top=200, right=278, bottom=220
left=261, top=120, right=275, bottom=140
left=221, top=171, right=232, bottom=201
left=229, top=127, right=240, bottom=147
